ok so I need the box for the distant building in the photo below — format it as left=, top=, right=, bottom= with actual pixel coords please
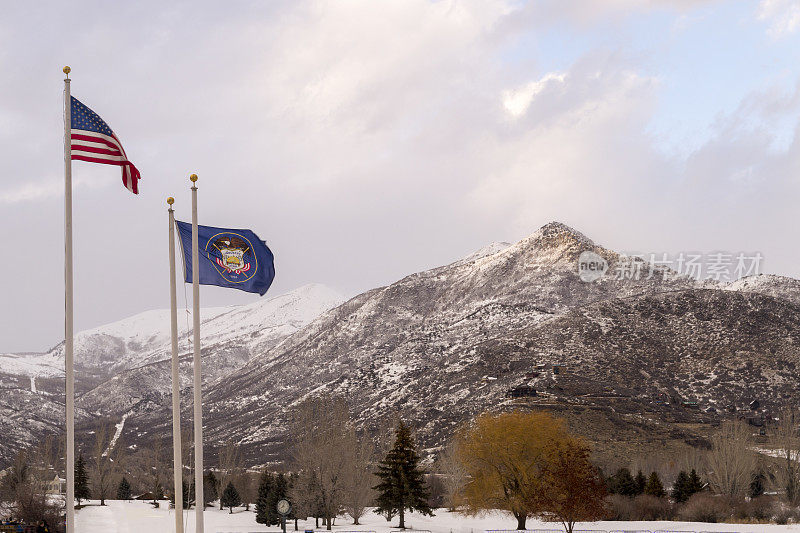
left=46, top=475, right=65, bottom=495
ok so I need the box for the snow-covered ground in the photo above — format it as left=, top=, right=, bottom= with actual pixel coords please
left=0, top=351, right=64, bottom=377
left=74, top=501, right=800, bottom=533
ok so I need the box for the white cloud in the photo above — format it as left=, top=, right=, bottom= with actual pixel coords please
left=758, top=0, right=800, bottom=37
left=502, top=72, right=566, bottom=117
left=1, top=0, right=799, bottom=351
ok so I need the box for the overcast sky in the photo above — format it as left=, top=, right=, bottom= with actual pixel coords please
left=2, top=0, right=800, bottom=352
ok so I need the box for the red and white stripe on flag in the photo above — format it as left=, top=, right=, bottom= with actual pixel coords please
left=71, top=131, right=141, bottom=194
left=69, top=96, right=141, bottom=194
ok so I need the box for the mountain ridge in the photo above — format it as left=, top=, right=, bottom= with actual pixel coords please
left=3, top=221, right=800, bottom=471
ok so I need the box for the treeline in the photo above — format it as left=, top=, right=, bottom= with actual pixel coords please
left=7, top=402, right=800, bottom=531
left=435, top=409, right=800, bottom=531
left=601, top=412, right=800, bottom=525
left=0, top=436, right=63, bottom=530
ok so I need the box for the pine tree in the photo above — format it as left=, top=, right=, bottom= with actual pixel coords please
left=170, top=479, right=190, bottom=509
left=255, top=471, right=274, bottom=525
left=221, top=481, right=242, bottom=514
left=608, top=468, right=636, bottom=497
left=634, top=470, right=647, bottom=495
left=374, top=420, right=433, bottom=529
left=749, top=471, right=765, bottom=498
left=116, top=477, right=132, bottom=500
left=204, top=471, right=219, bottom=507
left=687, top=469, right=704, bottom=496
left=671, top=470, right=689, bottom=503
left=189, top=471, right=217, bottom=508
left=643, top=472, right=666, bottom=498
left=267, top=473, right=288, bottom=526
left=75, top=453, right=91, bottom=505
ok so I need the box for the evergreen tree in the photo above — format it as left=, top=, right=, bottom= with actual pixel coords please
left=687, top=469, right=704, bottom=496
left=634, top=470, right=647, bottom=496
left=221, top=481, right=242, bottom=514
left=374, top=420, right=433, bottom=529
left=189, top=471, right=217, bottom=508
left=170, top=479, right=190, bottom=509
left=116, top=477, right=132, bottom=500
left=643, top=472, right=666, bottom=498
left=608, top=468, right=636, bottom=497
left=200, top=471, right=219, bottom=507
left=255, top=471, right=274, bottom=525
left=749, top=471, right=766, bottom=498
left=671, top=470, right=689, bottom=503
left=267, top=473, right=288, bottom=526
left=75, top=453, right=91, bottom=505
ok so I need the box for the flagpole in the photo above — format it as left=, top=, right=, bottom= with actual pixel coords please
left=190, top=174, right=204, bottom=533
left=168, top=197, right=184, bottom=533
left=63, top=65, right=75, bottom=533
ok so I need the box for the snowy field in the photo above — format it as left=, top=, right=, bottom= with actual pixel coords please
left=73, top=500, right=800, bottom=533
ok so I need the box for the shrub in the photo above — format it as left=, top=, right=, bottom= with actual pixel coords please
left=774, top=508, right=791, bottom=525
left=632, top=494, right=673, bottom=520
left=771, top=501, right=800, bottom=525
left=604, top=494, right=635, bottom=520
left=732, top=495, right=774, bottom=521
left=677, top=492, right=730, bottom=523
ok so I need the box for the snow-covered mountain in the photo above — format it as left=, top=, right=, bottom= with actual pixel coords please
left=187, top=222, right=800, bottom=468
left=725, top=274, right=800, bottom=306
left=0, top=283, right=344, bottom=465
left=6, top=221, right=800, bottom=471
left=1, top=284, right=344, bottom=380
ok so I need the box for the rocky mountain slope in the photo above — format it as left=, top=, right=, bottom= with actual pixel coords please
left=188, top=223, right=800, bottom=467
left=0, top=284, right=344, bottom=465
left=6, top=221, right=800, bottom=471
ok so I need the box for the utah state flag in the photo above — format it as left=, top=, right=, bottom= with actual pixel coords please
left=176, top=221, right=275, bottom=296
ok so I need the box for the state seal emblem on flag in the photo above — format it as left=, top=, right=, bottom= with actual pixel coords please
left=176, top=221, right=275, bottom=295
left=207, top=232, right=256, bottom=281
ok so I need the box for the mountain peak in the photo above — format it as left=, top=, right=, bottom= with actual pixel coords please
left=511, top=221, right=598, bottom=263
left=534, top=221, right=595, bottom=245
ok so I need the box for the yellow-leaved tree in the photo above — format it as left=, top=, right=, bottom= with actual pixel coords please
left=456, top=410, right=605, bottom=531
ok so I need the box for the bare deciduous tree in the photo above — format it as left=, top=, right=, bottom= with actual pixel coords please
left=772, top=408, right=800, bottom=504
left=707, top=420, right=757, bottom=499
left=436, top=441, right=468, bottom=512
left=217, top=440, right=243, bottom=510
left=291, top=395, right=351, bottom=530
left=91, top=421, right=125, bottom=505
left=144, top=437, right=165, bottom=504
left=2, top=442, right=63, bottom=527
left=238, top=471, right=258, bottom=511
left=341, top=430, right=375, bottom=524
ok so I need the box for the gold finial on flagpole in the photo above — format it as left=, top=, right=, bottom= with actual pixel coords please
left=167, top=197, right=174, bottom=206
left=63, top=66, right=71, bottom=78
left=190, top=174, right=198, bottom=182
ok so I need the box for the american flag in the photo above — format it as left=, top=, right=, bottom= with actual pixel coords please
left=70, top=96, right=141, bottom=194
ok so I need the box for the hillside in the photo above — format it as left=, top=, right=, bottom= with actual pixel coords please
left=5, top=221, right=800, bottom=470
left=0, top=284, right=344, bottom=465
